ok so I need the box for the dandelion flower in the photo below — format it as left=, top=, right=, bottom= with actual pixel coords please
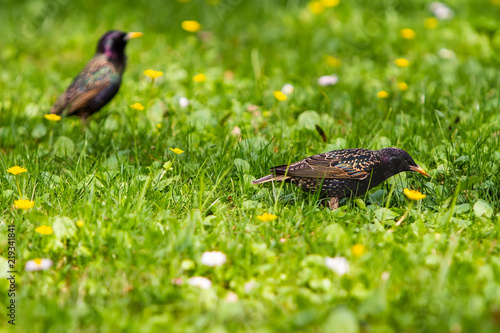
left=193, top=73, right=206, bottom=82
left=156, top=123, right=162, bottom=129
left=14, top=199, right=34, bottom=210
left=351, top=244, right=365, bottom=257
left=424, top=17, right=439, bottom=29
left=273, top=91, right=287, bottom=101
left=44, top=114, right=61, bottom=121
left=325, top=256, right=350, bottom=276
left=170, top=148, right=184, bottom=154
left=25, top=258, right=53, bottom=272
left=400, top=28, right=416, bottom=39
left=324, top=55, right=341, bottom=67
left=377, top=90, right=389, bottom=99
left=181, top=20, right=201, bottom=32
left=317, top=74, right=339, bottom=86
left=7, top=166, right=27, bottom=175
left=257, top=212, right=278, bottom=222
left=395, top=58, right=410, bottom=67
left=76, top=220, right=85, bottom=228
left=179, top=97, right=189, bottom=108
left=320, top=0, right=339, bottom=7
left=398, top=82, right=408, bottom=91
left=35, top=225, right=53, bottom=235
left=201, top=251, right=227, bottom=267
left=130, top=102, right=145, bottom=111
left=281, top=84, right=294, bottom=95
left=404, top=188, right=426, bottom=201
left=144, top=69, right=163, bottom=80
left=308, top=1, right=325, bottom=14
left=188, top=276, right=212, bottom=289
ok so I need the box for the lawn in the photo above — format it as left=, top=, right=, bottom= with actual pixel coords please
left=1, top=0, right=500, bottom=332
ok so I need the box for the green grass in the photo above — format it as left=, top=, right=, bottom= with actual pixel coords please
left=1, top=0, right=500, bottom=332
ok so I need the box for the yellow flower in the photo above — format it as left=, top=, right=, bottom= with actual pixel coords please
left=170, top=148, right=184, bottom=154
left=308, top=1, right=325, bottom=14
left=404, top=188, right=426, bottom=201
left=398, top=82, right=408, bottom=91
left=35, top=225, right=53, bottom=235
left=156, top=123, right=162, bottom=129
left=130, top=102, right=145, bottom=111
left=395, top=58, right=410, bottom=67
left=351, top=244, right=365, bottom=257
left=324, top=55, right=341, bottom=67
left=193, top=73, right=207, bottom=82
left=400, top=28, right=415, bottom=39
left=320, top=0, right=339, bottom=7
left=7, top=166, right=27, bottom=175
left=44, top=114, right=61, bottom=121
left=257, top=212, right=278, bottom=222
left=144, top=69, right=164, bottom=80
left=182, top=20, right=201, bottom=32
left=14, top=199, right=35, bottom=210
left=377, top=90, right=389, bottom=99
left=76, top=220, right=85, bottom=228
left=424, top=17, right=439, bottom=29
left=273, top=91, right=287, bottom=101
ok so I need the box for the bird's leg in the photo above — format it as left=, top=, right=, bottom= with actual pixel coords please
left=329, top=197, right=340, bottom=210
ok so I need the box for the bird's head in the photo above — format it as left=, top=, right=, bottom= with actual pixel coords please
left=378, top=147, right=429, bottom=178
left=97, top=30, right=143, bottom=59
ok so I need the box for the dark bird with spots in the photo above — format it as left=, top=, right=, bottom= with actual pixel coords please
left=50, top=30, right=143, bottom=120
left=252, top=147, right=429, bottom=209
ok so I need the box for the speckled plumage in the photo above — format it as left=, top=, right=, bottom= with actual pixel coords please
left=51, top=30, right=141, bottom=120
left=252, top=147, right=429, bottom=209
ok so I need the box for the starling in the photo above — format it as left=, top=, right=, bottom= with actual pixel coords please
left=50, top=30, right=143, bottom=120
left=252, top=147, right=429, bottom=209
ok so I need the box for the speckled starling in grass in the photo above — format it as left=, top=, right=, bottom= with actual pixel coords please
left=51, top=30, right=142, bottom=120
left=252, top=147, right=429, bottom=209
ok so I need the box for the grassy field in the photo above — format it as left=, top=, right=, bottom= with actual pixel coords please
left=1, top=0, right=500, bottom=332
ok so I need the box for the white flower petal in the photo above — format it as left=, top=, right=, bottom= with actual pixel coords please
left=179, top=97, right=189, bottom=108
left=325, top=256, right=349, bottom=276
left=281, top=83, right=294, bottom=95
left=188, top=276, right=212, bottom=289
left=25, top=259, right=53, bottom=272
left=317, top=75, right=339, bottom=86
left=430, top=2, right=454, bottom=20
left=201, top=251, right=227, bottom=267
left=438, top=48, right=455, bottom=59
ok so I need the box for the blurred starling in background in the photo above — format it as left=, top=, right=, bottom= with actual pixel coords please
left=50, top=30, right=142, bottom=120
left=253, top=147, right=429, bottom=209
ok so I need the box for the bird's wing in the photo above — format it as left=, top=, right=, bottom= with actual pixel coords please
left=272, top=150, right=379, bottom=180
left=51, top=58, right=114, bottom=115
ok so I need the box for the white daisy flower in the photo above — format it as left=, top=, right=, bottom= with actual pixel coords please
left=225, top=291, right=239, bottom=303
left=25, top=258, right=53, bottom=272
left=187, top=276, right=212, bottom=289
left=438, top=48, right=455, bottom=59
left=200, top=251, right=227, bottom=267
left=179, top=97, right=189, bottom=108
left=430, top=2, right=454, bottom=20
left=244, top=280, right=257, bottom=293
left=325, top=256, right=349, bottom=276
left=281, top=83, right=294, bottom=95
left=317, top=75, right=339, bottom=86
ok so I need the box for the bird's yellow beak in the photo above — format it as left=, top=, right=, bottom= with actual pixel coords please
left=410, top=165, right=429, bottom=177
left=125, top=32, right=143, bottom=40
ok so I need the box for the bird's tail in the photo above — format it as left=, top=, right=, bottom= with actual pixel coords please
left=252, top=174, right=290, bottom=184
